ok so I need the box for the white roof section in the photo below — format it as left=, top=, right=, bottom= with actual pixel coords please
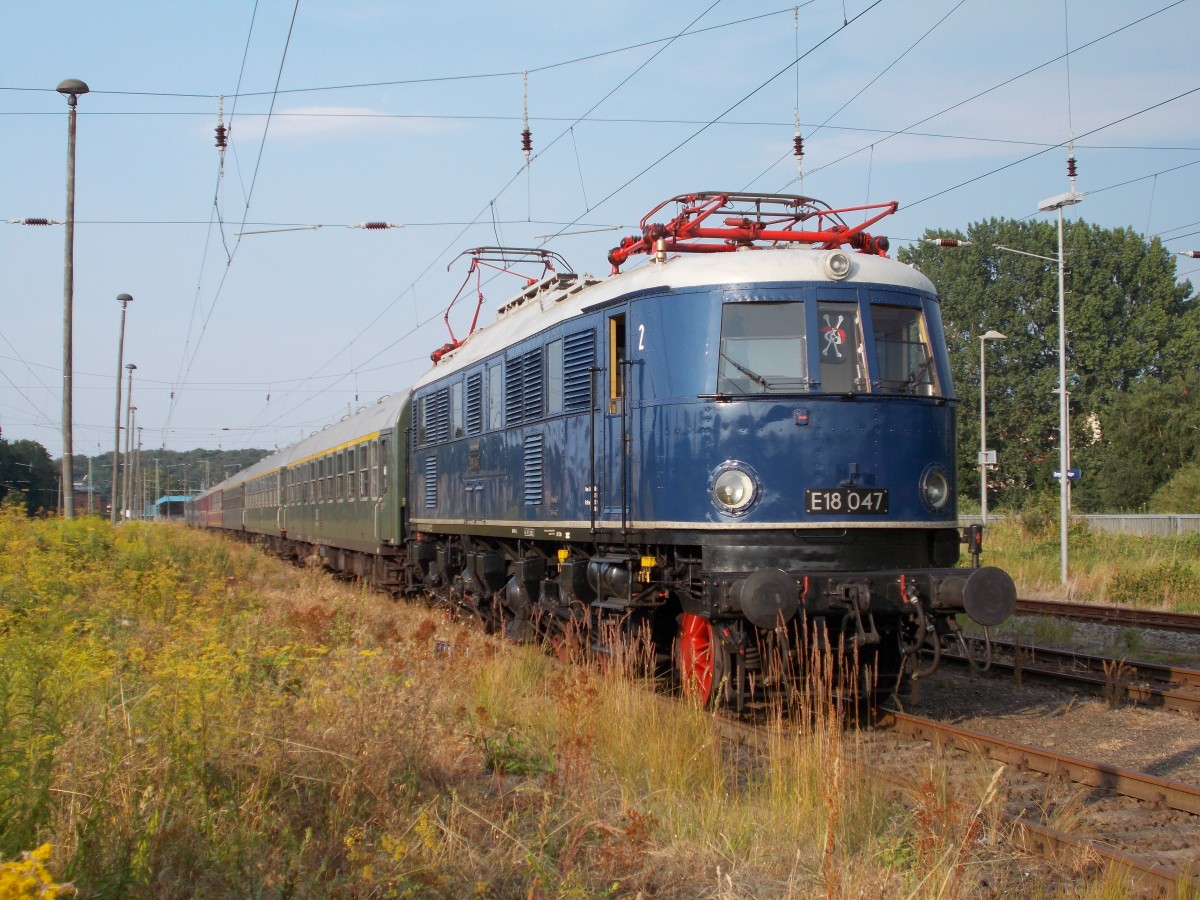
left=197, top=390, right=410, bottom=499
left=415, top=247, right=935, bottom=387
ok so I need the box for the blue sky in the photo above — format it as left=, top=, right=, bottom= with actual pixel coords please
left=3, top=0, right=1197, bottom=456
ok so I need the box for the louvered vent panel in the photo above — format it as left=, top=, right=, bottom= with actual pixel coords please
left=521, top=348, right=545, bottom=421
left=424, top=456, right=437, bottom=508
left=563, top=330, right=595, bottom=412
left=465, top=372, right=483, bottom=435
left=430, top=389, right=451, bottom=442
left=504, top=354, right=525, bottom=424
left=523, top=433, right=544, bottom=506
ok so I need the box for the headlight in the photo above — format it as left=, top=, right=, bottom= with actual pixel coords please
left=921, top=465, right=950, bottom=511
left=822, top=250, right=852, bottom=280
left=711, top=462, right=758, bottom=515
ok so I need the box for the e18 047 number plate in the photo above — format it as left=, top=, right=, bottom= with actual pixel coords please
left=805, top=488, right=888, bottom=514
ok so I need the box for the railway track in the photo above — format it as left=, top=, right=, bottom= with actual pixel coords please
left=718, top=704, right=1200, bottom=895
left=938, top=637, right=1200, bottom=717
left=1015, top=598, right=1200, bottom=634
left=869, top=711, right=1200, bottom=896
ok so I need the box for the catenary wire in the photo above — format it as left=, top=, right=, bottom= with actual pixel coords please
left=238, top=1, right=734, bottom=440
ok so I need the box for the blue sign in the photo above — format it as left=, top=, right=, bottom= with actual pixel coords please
left=1052, top=468, right=1081, bottom=481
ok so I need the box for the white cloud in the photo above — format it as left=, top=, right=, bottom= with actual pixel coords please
left=224, top=106, right=459, bottom=142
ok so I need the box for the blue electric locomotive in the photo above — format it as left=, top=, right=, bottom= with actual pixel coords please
left=189, top=192, right=1015, bottom=708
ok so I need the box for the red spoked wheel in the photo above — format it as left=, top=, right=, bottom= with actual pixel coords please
left=678, top=613, right=720, bottom=704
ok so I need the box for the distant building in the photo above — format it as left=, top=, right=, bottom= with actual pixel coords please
left=155, top=495, right=191, bottom=521
left=73, top=483, right=105, bottom=516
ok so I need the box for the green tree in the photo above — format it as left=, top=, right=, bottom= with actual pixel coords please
left=1149, top=461, right=1200, bottom=513
left=899, top=219, right=1198, bottom=511
left=1073, top=373, right=1200, bottom=511
left=0, top=438, right=57, bottom=514
left=78, top=446, right=270, bottom=505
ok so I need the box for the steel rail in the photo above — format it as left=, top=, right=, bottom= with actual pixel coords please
left=883, top=711, right=1200, bottom=815
left=879, top=712, right=1200, bottom=894
left=1015, top=598, right=1200, bottom=634
left=940, top=638, right=1200, bottom=716
left=868, top=766, right=1194, bottom=898
left=725, top=711, right=1200, bottom=895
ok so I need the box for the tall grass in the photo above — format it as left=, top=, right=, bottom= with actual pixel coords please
left=0, top=504, right=1144, bottom=896
left=979, top=516, right=1200, bottom=610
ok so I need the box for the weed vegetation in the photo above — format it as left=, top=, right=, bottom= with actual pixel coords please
left=0, top=505, right=1153, bottom=897
left=978, top=510, right=1200, bottom=609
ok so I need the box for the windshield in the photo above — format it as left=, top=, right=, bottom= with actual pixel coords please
left=872, top=304, right=939, bottom=395
left=717, top=302, right=808, bottom=394
left=715, top=296, right=940, bottom=397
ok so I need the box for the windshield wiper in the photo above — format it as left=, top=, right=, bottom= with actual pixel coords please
left=720, top=353, right=772, bottom=390
left=906, top=356, right=934, bottom=392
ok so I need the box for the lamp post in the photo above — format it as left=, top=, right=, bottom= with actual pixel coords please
left=136, top=424, right=143, bottom=520
left=111, top=293, right=133, bottom=522
left=979, top=330, right=1006, bottom=523
left=927, top=226, right=1078, bottom=585
left=122, top=364, right=136, bottom=519
left=1038, top=190, right=1083, bottom=587
left=57, top=78, right=89, bottom=518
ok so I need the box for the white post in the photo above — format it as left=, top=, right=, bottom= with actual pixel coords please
left=979, top=330, right=1005, bottom=523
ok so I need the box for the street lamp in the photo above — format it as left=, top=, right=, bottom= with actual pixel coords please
left=126, top=407, right=138, bottom=518
left=111, top=293, right=133, bottom=522
left=136, top=424, right=143, bottom=519
left=1038, top=189, right=1084, bottom=587
left=57, top=78, right=89, bottom=518
left=927, top=223, right=1079, bottom=586
left=979, top=330, right=1006, bottom=524
left=122, top=364, right=136, bottom=519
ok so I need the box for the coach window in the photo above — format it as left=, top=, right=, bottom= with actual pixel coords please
left=547, top=338, right=564, bottom=414
left=359, top=442, right=370, bottom=500
left=487, top=362, right=503, bottom=429
left=368, top=441, right=379, bottom=499
left=816, top=301, right=866, bottom=393
left=379, top=436, right=389, bottom=494
left=335, top=452, right=344, bottom=500
left=348, top=447, right=358, bottom=501
left=608, top=313, right=626, bottom=414
left=872, top=305, right=939, bottom=396
left=717, top=302, right=808, bottom=394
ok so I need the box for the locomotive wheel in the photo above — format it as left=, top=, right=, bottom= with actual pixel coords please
left=677, top=613, right=725, bottom=704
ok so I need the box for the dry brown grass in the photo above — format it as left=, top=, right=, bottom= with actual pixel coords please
left=0, top=511, right=1149, bottom=897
